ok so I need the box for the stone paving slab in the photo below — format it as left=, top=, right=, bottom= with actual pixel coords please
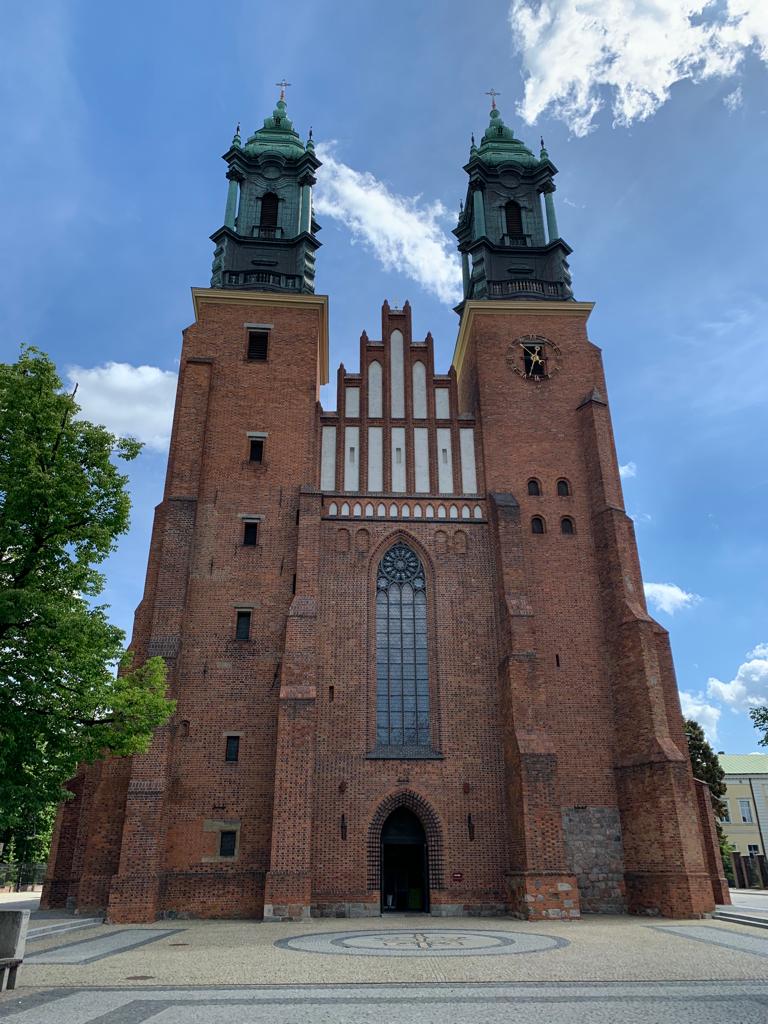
left=656, top=923, right=768, bottom=958
left=25, top=930, right=182, bottom=965
left=3, top=982, right=768, bottom=1024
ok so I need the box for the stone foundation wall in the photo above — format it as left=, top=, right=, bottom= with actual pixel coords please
left=562, top=806, right=627, bottom=913
left=506, top=873, right=581, bottom=920
left=311, top=901, right=380, bottom=919
left=430, top=902, right=508, bottom=917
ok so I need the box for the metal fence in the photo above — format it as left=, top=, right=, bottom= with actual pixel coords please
left=0, top=862, right=46, bottom=891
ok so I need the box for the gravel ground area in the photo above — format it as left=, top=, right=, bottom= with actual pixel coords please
left=3, top=898, right=768, bottom=1021
left=2, top=980, right=768, bottom=1024
left=7, top=914, right=768, bottom=988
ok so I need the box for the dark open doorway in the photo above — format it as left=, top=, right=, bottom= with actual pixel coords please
left=380, top=806, right=429, bottom=912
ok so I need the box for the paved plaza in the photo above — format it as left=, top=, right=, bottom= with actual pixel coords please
left=2, top=894, right=768, bottom=1021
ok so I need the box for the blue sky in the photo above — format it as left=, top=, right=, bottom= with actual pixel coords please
left=2, top=1, right=767, bottom=752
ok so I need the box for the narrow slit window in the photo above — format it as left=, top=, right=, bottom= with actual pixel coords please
left=249, top=438, right=264, bottom=463
left=247, top=331, right=269, bottom=360
left=531, top=516, right=545, bottom=534
left=235, top=610, right=251, bottom=640
left=396, top=448, right=402, bottom=464
left=225, top=735, right=240, bottom=762
left=219, top=830, right=237, bottom=857
left=442, top=448, right=448, bottom=463
left=243, top=521, right=258, bottom=546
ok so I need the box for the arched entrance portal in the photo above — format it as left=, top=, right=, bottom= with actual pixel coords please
left=380, top=807, right=429, bottom=912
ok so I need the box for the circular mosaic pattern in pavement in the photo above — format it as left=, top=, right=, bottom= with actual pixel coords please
left=275, top=927, right=568, bottom=957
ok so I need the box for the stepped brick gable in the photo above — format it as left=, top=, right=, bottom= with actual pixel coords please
left=42, top=95, right=727, bottom=922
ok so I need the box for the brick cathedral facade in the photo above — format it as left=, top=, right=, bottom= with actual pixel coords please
left=43, top=93, right=728, bottom=922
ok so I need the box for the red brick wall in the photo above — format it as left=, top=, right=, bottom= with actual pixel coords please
left=44, top=293, right=719, bottom=920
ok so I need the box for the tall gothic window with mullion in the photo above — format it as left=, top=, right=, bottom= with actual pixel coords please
left=375, top=543, right=429, bottom=748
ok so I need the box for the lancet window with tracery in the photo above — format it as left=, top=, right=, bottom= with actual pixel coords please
left=375, top=543, right=429, bottom=748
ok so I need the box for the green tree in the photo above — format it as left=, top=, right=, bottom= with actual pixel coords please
left=683, top=718, right=732, bottom=877
left=749, top=706, right=768, bottom=748
left=0, top=347, right=174, bottom=845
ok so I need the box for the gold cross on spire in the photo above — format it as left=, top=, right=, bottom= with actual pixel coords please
left=485, top=88, right=501, bottom=109
left=276, top=79, right=291, bottom=101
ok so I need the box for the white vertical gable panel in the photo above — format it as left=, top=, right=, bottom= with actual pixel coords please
left=412, top=361, right=427, bottom=419
left=391, top=426, right=406, bottom=492
left=368, top=361, right=383, bottom=418
left=459, top=428, right=477, bottom=494
left=344, top=426, right=359, bottom=492
left=367, top=426, right=383, bottom=492
left=320, top=426, right=337, bottom=491
left=437, top=427, right=453, bottom=494
left=390, top=330, right=405, bottom=419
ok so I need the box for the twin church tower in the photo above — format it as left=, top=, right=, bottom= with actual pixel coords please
left=43, top=91, right=727, bottom=922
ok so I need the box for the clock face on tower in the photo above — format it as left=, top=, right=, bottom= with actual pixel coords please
left=506, top=335, right=562, bottom=381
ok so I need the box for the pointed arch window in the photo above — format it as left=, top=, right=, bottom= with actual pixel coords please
left=375, top=543, right=429, bottom=748
left=260, top=192, right=279, bottom=228
left=504, top=200, right=524, bottom=243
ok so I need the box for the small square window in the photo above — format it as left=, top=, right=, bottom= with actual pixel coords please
left=219, top=830, right=237, bottom=857
left=249, top=438, right=264, bottom=463
left=225, top=735, right=240, bottom=762
left=235, top=610, right=251, bottom=640
left=247, top=330, right=269, bottom=360
left=243, top=521, right=258, bottom=546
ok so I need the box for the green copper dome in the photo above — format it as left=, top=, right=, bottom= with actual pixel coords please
left=244, top=97, right=308, bottom=160
left=475, top=106, right=539, bottom=168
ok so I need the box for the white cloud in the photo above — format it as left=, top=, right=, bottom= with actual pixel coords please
left=707, top=643, right=768, bottom=709
left=680, top=690, right=721, bottom=742
left=66, top=363, right=177, bottom=452
left=644, top=581, right=701, bottom=615
left=509, top=1, right=768, bottom=136
left=723, top=84, right=744, bottom=111
left=619, top=461, right=637, bottom=479
left=314, top=144, right=462, bottom=304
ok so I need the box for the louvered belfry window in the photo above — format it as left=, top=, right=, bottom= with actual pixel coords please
left=505, top=200, right=524, bottom=238
left=375, top=543, right=430, bottom=747
left=260, top=192, right=279, bottom=227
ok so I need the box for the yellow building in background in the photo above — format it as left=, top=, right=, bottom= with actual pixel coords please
left=719, top=754, right=768, bottom=857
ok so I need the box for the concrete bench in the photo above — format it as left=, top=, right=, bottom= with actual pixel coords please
left=0, top=910, right=30, bottom=991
